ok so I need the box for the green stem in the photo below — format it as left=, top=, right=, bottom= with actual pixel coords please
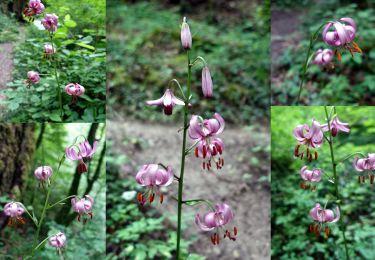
left=337, top=152, right=366, bottom=165
left=49, top=33, right=63, bottom=119
left=324, top=106, right=350, bottom=260
left=47, top=195, right=76, bottom=209
left=296, top=23, right=326, bottom=105
left=176, top=50, right=191, bottom=260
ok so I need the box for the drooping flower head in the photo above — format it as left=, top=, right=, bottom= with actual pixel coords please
left=188, top=113, right=225, bottom=170
left=34, top=166, right=53, bottom=188
left=65, top=83, right=85, bottom=103
left=202, top=66, right=213, bottom=98
left=71, top=195, right=94, bottom=223
left=25, top=71, right=40, bottom=88
left=322, top=17, right=362, bottom=61
left=300, top=166, right=322, bottom=182
left=3, top=202, right=25, bottom=227
left=146, top=89, right=185, bottom=116
left=135, top=164, right=174, bottom=205
left=181, top=17, right=192, bottom=50
left=49, top=232, right=66, bottom=249
left=44, top=44, right=56, bottom=55
left=195, top=203, right=237, bottom=245
left=293, top=119, right=324, bottom=161
left=313, top=49, right=334, bottom=65
left=353, top=154, right=375, bottom=184
left=65, top=139, right=98, bottom=174
left=23, top=0, right=45, bottom=17
left=321, top=115, right=350, bottom=137
left=42, top=13, right=59, bottom=32
left=309, top=203, right=340, bottom=238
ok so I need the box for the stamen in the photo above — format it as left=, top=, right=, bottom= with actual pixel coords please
left=149, top=193, right=155, bottom=203
left=234, top=226, right=237, bottom=236
left=371, top=175, right=374, bottom=184
left=202, top=162, right=206, bottom=170
left=358, top=176, right=361, bottom=184
left=314, top=151, right=318, bottom=160
left=309, top=224, right=313, bottom=233
left=362, top=175, right=366, bottom=183
left=306, top=148, right=309, bottom=157
left=216, top=144, right=222, bottom=155
left=309, top=153, right=312, bottom=162
left=216, top=233, right=220, bottom=245
left=203, top=146, right=207, bottom=158
left=221, top=158, right=224, bottom=166
left=300, top=153, right=303, bottom=160
left=195, top=147, right=199, bottom=157
left=211, top=234, right=216, bottom=245
left=160, top=193, right=164, bottom=204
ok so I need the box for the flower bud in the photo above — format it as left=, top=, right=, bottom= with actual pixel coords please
left=201, top=66, right=213, bottom=98
left=27, top=71, right=40, bottom=83
left=180, top=17, right=192, bottom=50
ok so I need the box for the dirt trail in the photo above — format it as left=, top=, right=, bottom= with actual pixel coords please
left=0, top=43, right=14, bottom=101
left=108, top=119, right=270, bottom=260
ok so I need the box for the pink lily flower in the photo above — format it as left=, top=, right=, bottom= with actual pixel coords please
left=71, top=195, right=94, bottom=223
left=135, top=164, right=174, bottom=205
left=353, top=154, right=375, bottom=184
left=309, top=203, right=340, bottom=238
left=293, top=119, right=324, bottom=161
left=65, top=140, right=98, bottom=174
left=321, top=115, right=350, bottom=137
left=25, top=71, right=40, bottom=88
left=201, top=66, right=213, bottom=98
left=313, top=49, right=333, bottom=65
left=322, top=17, right=362, bottom=61
left=300, top=166, right=322, bottom=182
left=44, top=44, right=56, bottom=55
left=146, top=89, right=184, bottom=115
left=42, top=13, right=59, bottom=32
left=49, top=232, right=66, bottom=249
left=34, top=166, right=53, bottom=188
left=195, top=203, right=237, bottom=245
left=180, top=17, right=192, bottom=50
left=3, top=202, right=25, bottom=227
left=23, top=0, right=45, bottom=17
left=188, top=113, right=225, bottom=170
left=65, top=83, right=85, bottom=103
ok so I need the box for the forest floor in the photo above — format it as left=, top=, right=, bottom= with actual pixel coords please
left=108, top=119, right=270, bottom=260
left=0, top=42, right=14, bottom=101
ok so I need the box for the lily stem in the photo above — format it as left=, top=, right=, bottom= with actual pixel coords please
left=49, top=33, right=63, bottom=119
left=324, top=106, right=350, bottom=260
left=176, top=50, right=191, bottom=260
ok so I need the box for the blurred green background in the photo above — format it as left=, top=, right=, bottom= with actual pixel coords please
left=271, top=0, right=375, bottom=105
left=107, top=0, right=270, bottom=125
left=271, top=106, right=375, bottom=259
left=0, top=123, right=106, bottom=259
left=0, top=0, right=106, bottom=122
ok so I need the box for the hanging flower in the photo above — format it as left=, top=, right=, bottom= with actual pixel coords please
left=201, top=66, right=213, bottom=98
left=181, top=17, right=192, bottom=50
left=44, top=44, right=56, bottom=55
left=145, top=89, right=185, bottom=115
left=49, top=232, right=66, bottom=250
left=353, top=154, right=375, bottom=184
left=293, top=119, right=324, bottom=161
left=42, top=13, right=59, bottom=32
left=321, top=115, right=350, bottom=137
left=195, top=203, right=237, bottom=245
left=322, top=17, right=362, bottom=61
left=188, top=113, right=225, bottom=170
left=34, top=166, right=53, bottom=188
left=25, top=71, right=40, bottom=88
left=313, top=49, right=334, bottom=65
left=65, top=140, right=98, bottom=174
left=300, top=166, right=322, bottom=182
left=309, top=203, right=340, bottom=238
left=135, top=164, right=174, bottom=205
left=65, top=83, right=85, bottom=103
left=3, top=202, right=25, bottom=227
left=71, top=195, right=94, bottom=223
left=23, top=0, right=45, bottom=17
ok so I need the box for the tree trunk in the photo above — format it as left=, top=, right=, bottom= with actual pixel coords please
left=0, top=124, right=35, bottom=228
left=12, top=0, right=27, bottom=20
left=55, top=123, right=99, bottom=225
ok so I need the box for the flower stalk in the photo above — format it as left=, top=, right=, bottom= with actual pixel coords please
left=49, top=33, right=63, bottom=118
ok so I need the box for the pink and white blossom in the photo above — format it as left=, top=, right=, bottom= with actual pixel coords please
left=27, top=71, right=40, bottom=84
left=313, top=49, right=334, bottom=65
left=49, top=232, right=66, bottom=248
left=34, top=166, right=53, bottom=188
left=71, top=195, right=94, bottom=223
left=135, top=164, right=173, bottom=205
left=353, top=154, right=375, bottom=172
left=180, top=17, right=192, bottom=50
left=42, top=14, right=59, bottom=32
left=195, top=203, right=237, bottom=245
left=146, top=89, right=184, bottom=115
left=44, top=44, right=56, bottom=55
left=310, top=203, right=340, bottom=223
left=66, top=140, right=98, bottom=174
left=321, top=115, right=350, bottom=137
left=23, top=0, right=45, bottom=17
left=300, top=166, right=322, bottom=182
left=3, top=202, right=25, bottom=227
left=189, top=113, right=225, bottom=170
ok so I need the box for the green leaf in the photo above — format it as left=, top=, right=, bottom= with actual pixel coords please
left=75, top=42, right=95, bottom=50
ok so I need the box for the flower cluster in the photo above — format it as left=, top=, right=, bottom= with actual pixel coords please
left=314, top=17, right=361, bottom=65
left=293, top=113, right=350, bottom=238
left=136, top=17, right=236, bottom=247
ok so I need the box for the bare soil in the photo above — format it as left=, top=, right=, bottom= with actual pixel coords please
left=108, top=119, right=270, bottom=260
left=0, top=43, right=14, bottom=101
